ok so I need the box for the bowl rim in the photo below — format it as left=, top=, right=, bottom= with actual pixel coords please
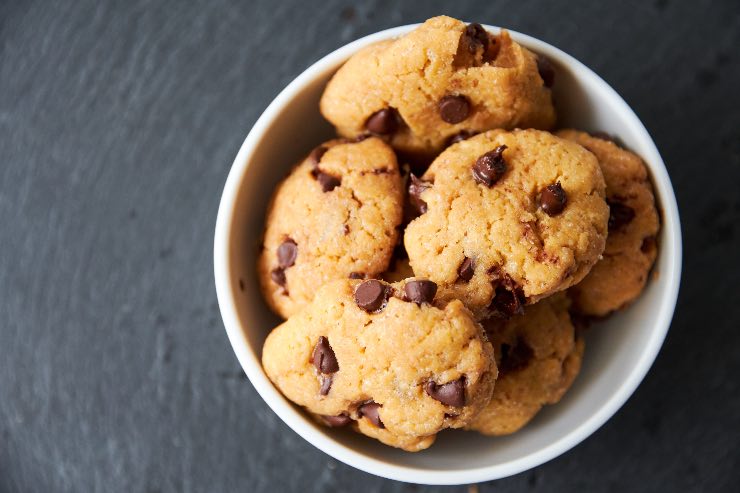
left=214, top=23, right=682, bottom=485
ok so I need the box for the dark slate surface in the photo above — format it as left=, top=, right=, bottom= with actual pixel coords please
left=1, top=0, right=739, bottom=491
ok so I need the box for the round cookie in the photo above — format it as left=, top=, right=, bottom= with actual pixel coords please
left=467, top=294, right=584, bottom=435
left=557, top=130, right=660, bottom=316
left=258, top=137, right=403, bottom=319
left=261, top=278, right=497, bottom=451
left=404, top=129, right=609, bottom=320
left=320, top=16, right=556, bottom=164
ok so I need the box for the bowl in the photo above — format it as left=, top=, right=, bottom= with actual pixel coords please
left=214, top=23, right=682, bottom=485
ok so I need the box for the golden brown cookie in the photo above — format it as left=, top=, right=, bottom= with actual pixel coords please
left=557, top=130, right=660, bottom=316
left=320, top=16, right=556, bottom=164
left=258, top=137, right=403, bottom=318
left=404, top=129, right=609, bottom=319
left=467, top=294, right=584, bottom=435
left=262, top=278, right=497, bottom=451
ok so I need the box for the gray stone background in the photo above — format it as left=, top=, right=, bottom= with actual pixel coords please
left=1, top=0, right=739, bottom=491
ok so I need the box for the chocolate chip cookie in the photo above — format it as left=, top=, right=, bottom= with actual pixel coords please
left=467, top=294, right=584, bottom=435
left=404, top=129, right=609, bottom=319
left=557, top=130, right=660, bottom=316
left=261, top=278, right=497, bottom=451
left=320, top=16, right=556, bottom=164
left=258, top=137, right=404, bottom=318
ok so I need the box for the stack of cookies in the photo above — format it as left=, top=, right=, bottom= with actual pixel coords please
left=257, top=16, right=660, bottom=452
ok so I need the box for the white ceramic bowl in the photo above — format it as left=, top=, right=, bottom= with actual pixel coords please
left=214, top=24, right=682, bottom=485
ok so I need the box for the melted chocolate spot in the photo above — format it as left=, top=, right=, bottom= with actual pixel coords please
left=277, top=239, right=298, bottom=268
left=407, top=174, right=431, bottom=218
left=308, top=145, right=328, bottom=166
left=316, top=172, right=341, bottom=192
left=607, top=199, right=636, bottom=231
left=499, top=338, right=534, bottom=373
left=322, top=414, right=352, bottom=427
left=457, top=257, right=475, bottom=282
left=319, top=375, right=333, bottom=396
left=270, top=268, right=286, bottom=287
left=464, top=23, right=489, bottom=53
left=489, top=281, right=525, bottom=319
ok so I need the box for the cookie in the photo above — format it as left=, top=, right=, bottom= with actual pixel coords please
left=467, top=294, right=584, bottom=435
left=557, top=130, right=660, bottom=316
left=320, top=16, right=556, bottom=165
left=258, top=137, right=404, bottom=318
left=404, top=129, right=609, bottom=319
left=261, top=278, right=497, bottom=451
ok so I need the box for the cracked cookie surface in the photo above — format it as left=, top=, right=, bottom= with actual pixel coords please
left=261, top=278, right=497, bottom=451
left=258, top=137, right=403, bottom=319
left=404, top=129, right=609, bottom=319
left=320, top=16, right=556, bottom=164
left=557, top=130, right=660, bottom=316
left=467, top=294, right=584, bottom=435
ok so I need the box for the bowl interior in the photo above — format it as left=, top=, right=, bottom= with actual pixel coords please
left=216, top=25, right=681, bottom=484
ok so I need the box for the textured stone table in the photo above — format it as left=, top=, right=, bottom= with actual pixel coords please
left=1, top=0, right=739, bottom=491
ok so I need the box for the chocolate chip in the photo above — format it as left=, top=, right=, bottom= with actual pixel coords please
left=277, top=239, right=298, bottom=268
left=641, top=236, right=657, bottom=254
left=403, top=280, right=437, bottom=304
left=438, top=95, right=471, bottom=124
left=319, top=375, right=333, bottom=396
left=342, top=224, right=350, bottom=235
left=457, top=257, right=475, bottom=282
left=447, top=130, right=477, bottom=146
left=489, top=284, right=525, bottom=319
left=425, top=377, right=466, bottom=407
left=365, top=108, right=400, bottom=135
left=349, top=133, right=371, bottom=143
left=322, top=413, right=352, bottom=427
left=348, top=272, right=364, bottom=279
left=316, top=172, right=341, bottom=192
left=312, top=336, right=339, bottom=374
left=607, top=199, right=635, bottom=231
left=354, top=280, right=390, bottom=312
left=536, top=54, right=555, bottom=87
left=270, top=268, right=286, bottom=287
left=472, top=145, right=508, bottom=186
left=308, top=145, right=328, bottom=166
left=358, top=401, right=384, bottom=428
left=464, top=23, right=489, bottom=53
left=539, top=182, right=567, bottom=216
left=499, top=338, right=533, bottom=373
left=408, top=174, right=431, bottom=217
